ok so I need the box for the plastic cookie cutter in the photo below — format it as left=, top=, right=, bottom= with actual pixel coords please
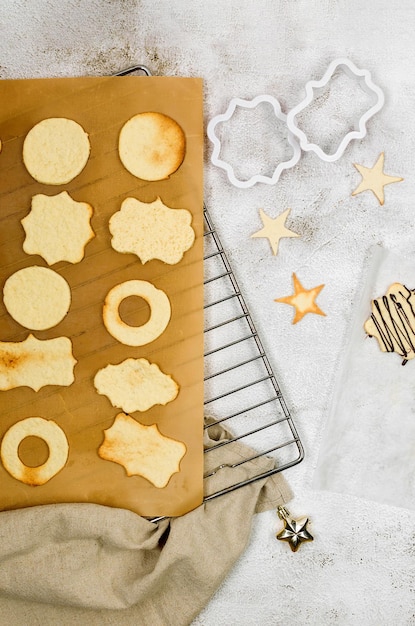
left=207, top=59, right=384, bottom=186
left=207, top=94, right=301, bottom=188
left=286, top=57, right=385, bottom=162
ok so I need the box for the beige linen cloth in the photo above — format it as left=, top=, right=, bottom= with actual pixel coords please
left=0, top=420, right=292, bottom=625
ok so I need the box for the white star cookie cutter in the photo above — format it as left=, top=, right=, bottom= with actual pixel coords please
left=286, top=57, right=385, bottom=162
left=207, top=94, right=301, bottom=188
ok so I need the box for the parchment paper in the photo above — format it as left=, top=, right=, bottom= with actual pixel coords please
left=0, top=76, right=204, bottom=517
left=314, top=246, right=415, bottom=510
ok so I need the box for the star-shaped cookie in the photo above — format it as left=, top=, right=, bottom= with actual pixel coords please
left=352, top=152, right=403, bottom=205
left=251, top=208, right=299, bottom=255
left=275, top=273, right=325, bottom=324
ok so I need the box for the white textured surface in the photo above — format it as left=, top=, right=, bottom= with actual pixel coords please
left=1, top=1, right=415, bottom=624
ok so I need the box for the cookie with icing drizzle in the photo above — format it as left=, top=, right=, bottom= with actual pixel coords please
left=364, top=282, right=415, bottom=365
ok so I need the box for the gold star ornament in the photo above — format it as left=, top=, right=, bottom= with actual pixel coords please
left=276, top=506, right=313, bottom=552
left=352, top=152, right=403, bottom=205
left=251, top=208, right=299, bottom=255
left=275, top=273, right=326, bottom=324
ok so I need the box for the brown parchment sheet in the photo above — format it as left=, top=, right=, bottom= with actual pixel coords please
left=0, top=76, right=204, bottom=517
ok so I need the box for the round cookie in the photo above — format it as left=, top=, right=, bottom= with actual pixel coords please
left=3, top=266, right=71, bottom=330
left=23, top=117, right=90, bottom=184
left=103, top=280, right=171, bottom=346
left=118, top=112, right=185, bottom=181
left=1, top=417, right=69, bottom=485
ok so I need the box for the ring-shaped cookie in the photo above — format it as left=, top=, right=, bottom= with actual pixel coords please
left=103, top=280, right=171, bottom=346
left=1, top=417, right=69, bottom=485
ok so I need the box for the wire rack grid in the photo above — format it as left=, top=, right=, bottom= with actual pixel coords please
left=202, top=207, right=303, bottom=501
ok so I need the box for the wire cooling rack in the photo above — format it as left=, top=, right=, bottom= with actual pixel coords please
left=116, top=65, right=304, bottom=503
left=202, top=208, right=303, bottom=500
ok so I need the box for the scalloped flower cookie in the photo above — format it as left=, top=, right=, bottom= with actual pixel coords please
left=21, top=191, right=95, bottom=265
left=109, top=196, right=195, bottom=265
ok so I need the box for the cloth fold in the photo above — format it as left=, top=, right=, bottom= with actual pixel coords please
left=0, top=420, right=292, bottom=625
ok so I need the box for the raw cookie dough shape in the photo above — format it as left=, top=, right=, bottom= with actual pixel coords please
left=364, top=282, right=415, bottom=364
left=98, top=413, right=186, bottom=488
left=21, top=191, right=95, bottom=265
left=23, top=117, right=90, bottom=185
left=1, top=417, right=69, bottom=486
left=3, top=266, right=71, bottom=331
left=118, top=112, right=186, bottom=181
left=0, top=334, right=77, bottom=391
left=94, top=358, right=179, bottom=413
left=109, top=196, right=195, bottom=265
left=103, top=280, right=171, bottom=347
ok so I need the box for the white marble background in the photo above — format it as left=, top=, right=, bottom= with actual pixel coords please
left=1, top=1, right=415, bottom=624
